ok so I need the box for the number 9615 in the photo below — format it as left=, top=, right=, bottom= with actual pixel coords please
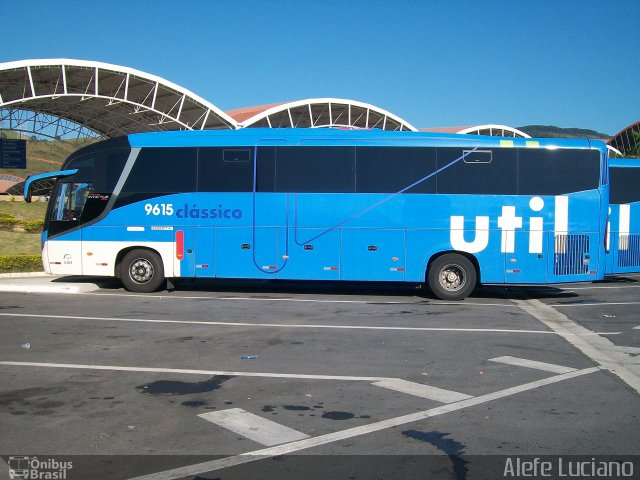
left=144, top=203, right=174, bottom=216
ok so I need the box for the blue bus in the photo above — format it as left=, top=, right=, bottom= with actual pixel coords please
left=24, top=129, right=609, bottom=300
left=606, top=157, right=640, bottom=275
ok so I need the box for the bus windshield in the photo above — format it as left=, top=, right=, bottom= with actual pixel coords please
left=43, top=137, right=130, bottom=237
left=50, top=182, right=91, bottom=222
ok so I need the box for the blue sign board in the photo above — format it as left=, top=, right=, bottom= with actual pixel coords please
left=0, top=138, right=27, bottom=169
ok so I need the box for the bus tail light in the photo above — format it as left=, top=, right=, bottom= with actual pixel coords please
left=176, top=230, right=184, bottom=260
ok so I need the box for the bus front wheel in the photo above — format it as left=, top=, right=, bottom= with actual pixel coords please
left=120, top=249, right=165, bottom=293
left=427, top=253, right=477, bottom=301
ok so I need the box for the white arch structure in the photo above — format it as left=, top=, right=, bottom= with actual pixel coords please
left=455, top=124, right=531, bottom=138
left=228, top=98, right=417, bottom=131
left=0, top=59, right=237, bottom=140
left=607, top=145, right=624, bottom=158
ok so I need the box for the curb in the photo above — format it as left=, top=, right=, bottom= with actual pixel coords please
left=0, top=273, right=99, bottom=294
left=0, top=271, right=51, bottom=279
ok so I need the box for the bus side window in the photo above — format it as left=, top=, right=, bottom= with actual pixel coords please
left=197, top=147, right=253, bottom=192
left=256, top=147, right=276, bottom=192
left=518, top=149, right=600, bottom=195
left=274, top=146, right=355, bottom=193
left=355, top=146, right=437, bottom=193
left=436, top=148, right=517, bottom=195
left=121, top=147, right=197, bottom=194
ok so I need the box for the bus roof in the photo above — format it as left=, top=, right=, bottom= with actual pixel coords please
left=127, top=128, right=604, bottom=152
left=609, top=157, right=640, bottom=168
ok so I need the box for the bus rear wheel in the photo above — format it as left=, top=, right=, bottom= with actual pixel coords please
left=120, top=249, right=165, bottom=293
left=427, top=253, right=477, bottom=301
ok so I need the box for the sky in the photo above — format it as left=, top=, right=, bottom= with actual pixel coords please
left=2, top=0, right=639, bottom=135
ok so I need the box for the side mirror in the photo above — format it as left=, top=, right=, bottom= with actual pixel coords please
left=23, top=169, right=79, bottom=203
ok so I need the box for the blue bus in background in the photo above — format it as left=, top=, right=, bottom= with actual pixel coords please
left=606, top=157, right=640, bottom=275
left=25, top=129, right=609, bottom=300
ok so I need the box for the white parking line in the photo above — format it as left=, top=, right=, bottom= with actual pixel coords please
left=108, top=293, right=386, bottom=304
left=564, top=284, right=640, bottom=291
left=129, top=367, right=599, bottom=480
left=489, top=355, right=577, bottom=374
left=551, top=301, right=640, bottom=308
left=0, top=361, right=386, bottom=382
left=87, top=291, right=516, bottom=308
left=198, top=408, right=310, bottom=446
left=598, top=345, right=640, bottom=356
left=0, top=312, right=562, bottom=335
left=515, top=299, right=640, bottom=394
left=371, top=379, right=472, bottom=403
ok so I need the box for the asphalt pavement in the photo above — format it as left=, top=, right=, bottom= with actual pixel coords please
left=1, top=272, right=639, bottom=480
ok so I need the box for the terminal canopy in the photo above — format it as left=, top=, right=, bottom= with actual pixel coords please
left=227, top=98, right=417, bottom=131
left=0, top=59, right=237, bottom=140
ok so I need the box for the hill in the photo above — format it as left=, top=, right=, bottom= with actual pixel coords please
left=518, top=125, right=610, bottom=139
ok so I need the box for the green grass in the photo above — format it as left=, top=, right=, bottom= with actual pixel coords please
left=0, top=230, right=41, bottom=256
left=0, top=202, right=46, bottom=262
left=0, top=201, right=48, bottom=222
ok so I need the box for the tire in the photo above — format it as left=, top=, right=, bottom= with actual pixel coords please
left=427, top=253, right=477, bottom=301
left=120, top=249, right=165, bottom=293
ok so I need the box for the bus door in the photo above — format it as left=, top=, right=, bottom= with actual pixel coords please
left=47, top=182, right=89, bottom=275
left=214, top=141, right=288, bottom=279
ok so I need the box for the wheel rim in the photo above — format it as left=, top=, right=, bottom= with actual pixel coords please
left=438, top=264, right=466, bottom=292
left=129, top=258, right=154, bottom=284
